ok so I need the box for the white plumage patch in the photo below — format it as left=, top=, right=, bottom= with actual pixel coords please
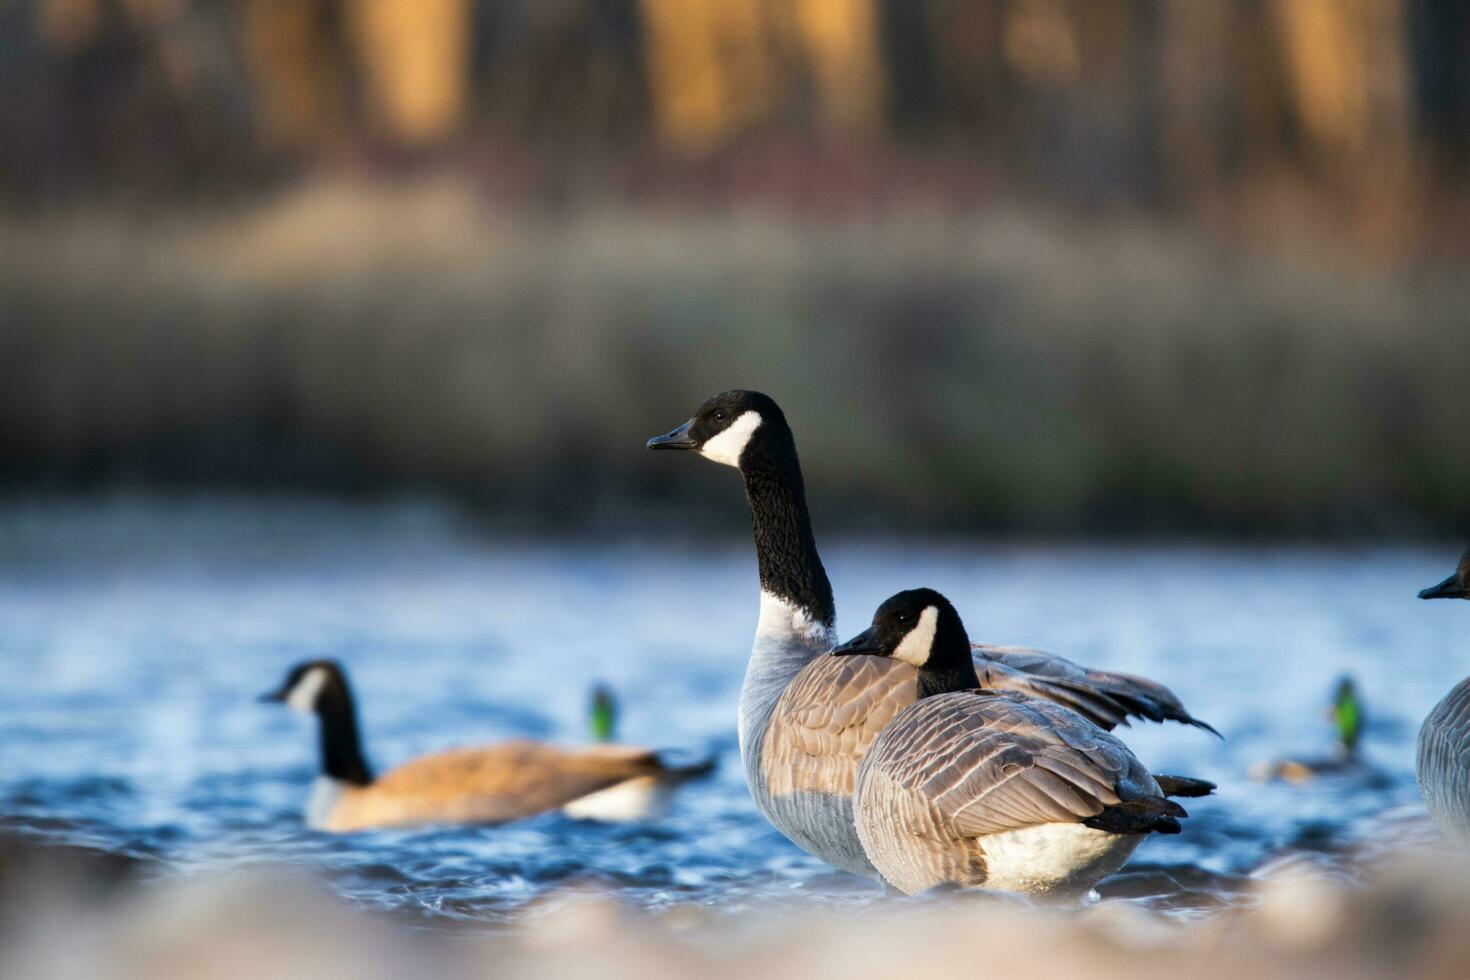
left=977, top=822, right=1140, bottom=895
left=304, top=776, right=346, bottom=829
left=699, top=411, right=762, bottom=467
left=561, top=775, right=666, bottom=823
left=287, top=666, right=329, bottom=714
left=755, top=590, right=833, bottom=646
left=890, top=606, right=938, bottom=666
left=741, top=590, right=838, bottom=786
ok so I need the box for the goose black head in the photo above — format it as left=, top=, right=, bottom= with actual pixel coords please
left=1420, top=548, right=1470, bottom=601
left=648, top=388, right=833, bottom=628
left=260, top=659, right=372, bottom=786
left=832, top=588, right=978, bottom=698
left=260, top=659, right=351, bottom=714
left=646, top=390, right=792, bottom=470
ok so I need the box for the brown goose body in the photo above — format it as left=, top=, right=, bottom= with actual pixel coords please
left=263, top=660, right=670, bottom=833
left=314, top=741, right=662, bottom=832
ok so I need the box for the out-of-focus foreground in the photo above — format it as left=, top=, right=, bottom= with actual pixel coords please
left=3, top=1, right=1468, bottom=534
left=5, top=833, right=1470, bottom=980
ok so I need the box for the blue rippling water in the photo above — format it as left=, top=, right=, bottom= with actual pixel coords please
left=0, top=497, right=1458, bottom=922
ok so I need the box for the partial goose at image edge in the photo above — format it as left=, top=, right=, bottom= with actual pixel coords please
left=1416, top=547, right=1470, bottom=846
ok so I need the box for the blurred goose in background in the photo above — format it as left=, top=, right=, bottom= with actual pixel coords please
left=561, top=683, right=717, bottom=823
left=647, top=389, right=1216, bottom=879
left=1417, top=548, right=1470, bottom=844
left=261, top=661, right=667, bottom=832
left=834, top=589, right=1209, bottom=898
left=1250, top=675, right=1373, bottom=783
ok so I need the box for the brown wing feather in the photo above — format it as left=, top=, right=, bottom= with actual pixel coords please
left=974, top=644, right=1218, bottom=735
left=765, top=655, right=915, bottom=796
left=766, top=644, right=1201, bottom=795
left=861, top=692, right=1159, bottom=840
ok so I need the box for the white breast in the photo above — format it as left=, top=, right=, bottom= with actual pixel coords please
left=978, top=823, right=1141, bottom=897
left=740, top=591, right=834, bottom=770
left=561, top=776, right=667, bottom=823
left=304, top=776, right=347, bottom=830
left=739, top=592, right=873, bottom=872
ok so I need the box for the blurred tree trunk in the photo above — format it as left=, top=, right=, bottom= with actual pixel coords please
left=1269, top=0, right=1410, bottom=161
left=242, top=0, right=348, bottom=150
left=1157, top=0, right=1235, bottom=208
left=472, top=0, right=646, bottom=141
left=790, top=0, right=884, bottom=134
left=346, top=0, right=471, bottom=144
left=1408, top=0, right=1470, bottom=172
left=639, top=0, right=776, bottom=151
left=1268, top=0, right=1414, bottom=249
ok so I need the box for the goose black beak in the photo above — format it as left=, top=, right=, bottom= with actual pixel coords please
left=1419, top=574, right=1468, bottom=600
left=647, top=419, right=698, bottom=451
left=258, top=688, right=287, bottom=703
left=831, top=627, right=883, bottom=657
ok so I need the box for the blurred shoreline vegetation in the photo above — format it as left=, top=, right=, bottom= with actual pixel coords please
left=3, top=181, right=1467, bottom=538
left=2, top=1, right=1469, bottom=536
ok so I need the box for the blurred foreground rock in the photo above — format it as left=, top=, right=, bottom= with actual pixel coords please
left=4, top=834, right=1470, bottom=980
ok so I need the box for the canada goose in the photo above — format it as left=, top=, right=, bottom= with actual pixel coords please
left=560, top=683, right=717, bottom=823
left=1416, top=548, right=1470, bottom=844
left=834, top=588, right=1208, bottom=897
left=261, top=661, right=665, bottom=832
left=647, top=389, right=1215, bottom=878
left=1250, top=676, right=1371, bottom=783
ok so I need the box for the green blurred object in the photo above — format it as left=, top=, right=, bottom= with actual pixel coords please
left=1332, top=676, right=1363, bottom=757
left=590, top=684, right=617, bottom=744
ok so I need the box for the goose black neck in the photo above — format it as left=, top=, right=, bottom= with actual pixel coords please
left=916, top=620, right=980, bottom=700
left=739, top=433, right=835, bottom=629
left=315, top=681, right=374, bottom=786
left=917, top=662, right=982, bottom=700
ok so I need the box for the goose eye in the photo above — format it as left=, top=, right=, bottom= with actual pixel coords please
left=713, top=409, right=727, bottom=422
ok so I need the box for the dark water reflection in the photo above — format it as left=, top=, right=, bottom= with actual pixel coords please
left=0, top=498, right=1459, bottom=922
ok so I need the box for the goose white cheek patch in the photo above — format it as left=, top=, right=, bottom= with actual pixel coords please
left=699, top=411, right=762, bottom=467
left=287, top=667, right=329, bottom=714
left=890, top=606, right=939, bottom=667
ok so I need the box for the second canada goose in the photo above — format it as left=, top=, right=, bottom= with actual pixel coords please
left=560, top=684, right=717, bottom=823
left=647, top=389, right=1215, bottom=879
left=261, top=661, right=666, bottom=832
left=1417, top=548, right=1470, bottom=844
left=835, top=589, right=1208, bottom=898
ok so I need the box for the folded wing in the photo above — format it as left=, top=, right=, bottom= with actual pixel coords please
left=862, top=691, right=1173, bottom=840
left=974, top=644, right=1219, bottom=736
